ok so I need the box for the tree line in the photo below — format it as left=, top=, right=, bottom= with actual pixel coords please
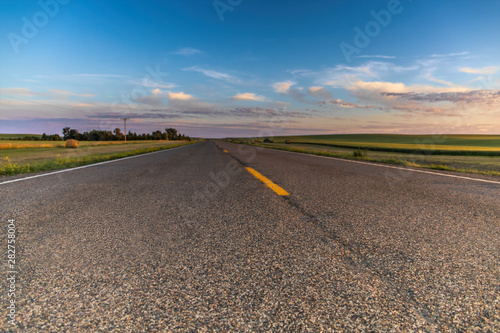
left=61, top=127, right=190, bottom=141
left=13, top=134, right=62, bottom=141
left=13, top=127, right=190, bottom=141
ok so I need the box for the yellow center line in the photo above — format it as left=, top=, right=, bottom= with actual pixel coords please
left=245, top=167, right=290, bottom=196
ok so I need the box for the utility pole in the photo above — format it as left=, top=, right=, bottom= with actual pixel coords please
left=121, top=118, right=129, bottom=142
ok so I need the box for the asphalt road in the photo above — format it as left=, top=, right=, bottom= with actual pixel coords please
left=1, top=140, right=499, bottom=331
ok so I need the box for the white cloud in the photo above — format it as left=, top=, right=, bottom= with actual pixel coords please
left=134, top=89, right=194, bottom=105
left=273, top=81, right=295, bottom=93
left=75, top=74, right=127, bottom=78
left=171, top=47, right=202, bottom=56
left=168, top=92, right=193, bottom=100
left=344, top=80, right=471, bottom=108
left=459, top=66, right=499, bottom=75
left=48, top=89, right=95, bottom=97
left=232, top=93, right=267, bottom=102
left=307, top=86, right=332, bottom=99
left=126, top=79, right=176, bottom=89
left=183, top=66, right=240, bottom=83
left=0, top=87, right=39, bottom=97
left=287, top=69, right=313, bottom=76
left=431, top=52, right=469, bottom=58
left=348, top=81, right=410, bottom=93
left=318, top=99, right=372, bottom=109
left=321, top=62, right=418, bottom=87
left=0, top=87, right=94, bottom=98
left=347, top=80, right=469, bottom=94
left=424, top=73, right=454, bottom=87
left=385, top=90, right=500, bottom=105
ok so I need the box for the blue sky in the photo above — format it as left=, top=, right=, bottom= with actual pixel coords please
left=1, top=0, right=499, bottom=137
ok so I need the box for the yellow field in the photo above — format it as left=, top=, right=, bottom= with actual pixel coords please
left=0, top=140, right=170, bottom=150
left=0, top=142, right=59, bottom=149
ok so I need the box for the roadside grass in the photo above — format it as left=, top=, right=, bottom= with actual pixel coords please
left=237, top=134, right=500, bottom=156
left=0, top=141, right=196, bottom=176
left=0, top=139, right=172, bottom=150
left=0, top=141, right=195, bottom=165
left=241, top=142, right=500, bottom=178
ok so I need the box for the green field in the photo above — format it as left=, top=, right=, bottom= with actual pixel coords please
left=273, top=134, right=500, bottom=147
left=230, top=134, right=500, bottom=177
left=255, top=134, right=500, bottom=154
left=0, top=139, right=196, bottom=176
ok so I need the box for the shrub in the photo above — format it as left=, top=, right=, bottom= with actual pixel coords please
left=353, top=148, right=367, bottom=158
left=65, top=139, right=79, bottom=148
left=263, top=138, right=273, bottom=143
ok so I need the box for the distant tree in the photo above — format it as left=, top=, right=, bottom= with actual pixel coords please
left=152, top=130, right=163, bottom=140
left=88, top=130, right=99, bottom=141
left=113, top=128, right=124, bottom=140
left=81, top=131, right=91, bottom=141
left=166, top=128, right=178, bottom=140
left=70, top=129, right=80, bottom=140
left=40, top=133, right=61, bottom=141
left=62, top=127, right=80, bottom=140
left=62, top=127, right=71, bottom=140
left=102, top=130, right=114, bottom=141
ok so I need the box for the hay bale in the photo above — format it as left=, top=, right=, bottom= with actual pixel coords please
left=65, top=139, right=79, bottom=148
left=285, top=139, right=292, bottom=144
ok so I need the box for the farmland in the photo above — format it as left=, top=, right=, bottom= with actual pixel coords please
left=0, top=139, right=196, bottom=176
left=231, top=134, right=500, bottom=176
left=256, top=134, right=500, bottom=154
left=0, top=139, right=174, bottom=151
